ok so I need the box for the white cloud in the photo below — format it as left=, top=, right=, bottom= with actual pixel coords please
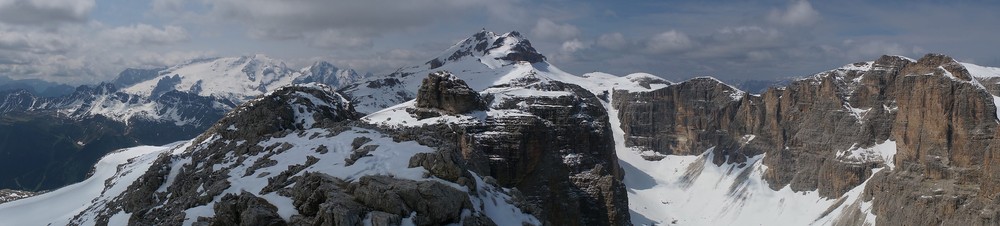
left=531, top=18, right=580, bottom=40
left=104, top=24, right=189, bottom=45
left=0, top=0, right=94, bottom=25
left=767, top=0, right=819, bottom=26
left=561, top=39, right=586, bottom=53
left=597, top=32, right=627, bottom=50
left=646, top=30, right=694, bottom=53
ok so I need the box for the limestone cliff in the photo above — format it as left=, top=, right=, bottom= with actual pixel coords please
left=614, top=53, right=1000, bottom=225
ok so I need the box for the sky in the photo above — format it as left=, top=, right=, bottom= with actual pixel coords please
left=0, top=0, right=998, bottom=85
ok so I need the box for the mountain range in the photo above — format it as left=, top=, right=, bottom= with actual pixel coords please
left=2, top=30, right=1000, bottom=225
left=0, top=55, right=366, bottom=191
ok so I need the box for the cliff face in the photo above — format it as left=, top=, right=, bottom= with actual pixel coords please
left=467, top=74, right=627, bottom=225
left=614, top=53, right=1000, bottom=224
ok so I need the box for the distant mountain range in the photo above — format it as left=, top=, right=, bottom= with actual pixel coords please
left=0, top=55, right=367, bottom=191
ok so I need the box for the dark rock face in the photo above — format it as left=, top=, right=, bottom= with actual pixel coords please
left=413, top=71, right=486, bottom=116
left=613, top=53, right=1000, bottom=224
left=456, top=75, right=629, bottom=225
left=197, top=192, right=286, bottom=226
left=283, top=173, right=480, bottom=226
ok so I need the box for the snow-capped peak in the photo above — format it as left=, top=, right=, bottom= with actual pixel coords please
left=296, top=61, right=366, bottom=88
left=425, top=30, right=546, bottom=70
left=119, top=55, right=364, bottom=105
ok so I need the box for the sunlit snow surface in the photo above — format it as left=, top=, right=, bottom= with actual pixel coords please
left=0, top=143, right=182, bottom=225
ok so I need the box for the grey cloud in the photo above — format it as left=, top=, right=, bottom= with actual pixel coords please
left=0, top=29, right=76, bottom=54
left=151, top=0, right=185, bottom=15
left=644, top=30, right=695, bottom=54
left=0, top=0, right=94, bottom=25
left=103, top=24, right=190, bottom=45
left=596, top=32, right=627, bottom=50
left=208, top=0, right=494, bottom=49
left=305, top=30, right=373, bottom=49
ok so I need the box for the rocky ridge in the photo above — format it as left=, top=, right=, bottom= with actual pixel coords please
left=0, top=83, right=542, bottom=226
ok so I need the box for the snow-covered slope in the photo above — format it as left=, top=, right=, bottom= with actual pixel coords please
left=0, top=55, right=367, bottom=126
left=121, top=55, right=364, bottom=104
left=0, top=143, right=180, bottom=225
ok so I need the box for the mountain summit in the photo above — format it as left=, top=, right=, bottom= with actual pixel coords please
left=340, top=30, right=553, bottom=113
left=426, top=30, right=546, bottom=70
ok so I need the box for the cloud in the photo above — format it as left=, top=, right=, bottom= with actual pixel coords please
left=767, top=0, right=819, bottom=26
left=0, top=0, right=95, bottom=25
left=531, top=18, right=580, bottom=40
left=104, top=24, right=190, bottom=45
left=0, top=27, right=76, bottom=54
left=304, top=30, right=373, bottom=49
left=561, top=39, right=587, bottom=53
left=151, top=0, right=185, bottom=14
left=0, top=22, right=212, bottom=84
left=206, top=0, right=492, bottom=49
left=645, top=30, right=694, bottom=53
left=128, top=50, right=215, bottom=67
left=837, top=39, right=912, bottom=60
left=597, top=32, right=627, bottom=50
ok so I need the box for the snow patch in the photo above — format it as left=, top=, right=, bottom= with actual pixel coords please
left=836, top=140, right=898, bottom=170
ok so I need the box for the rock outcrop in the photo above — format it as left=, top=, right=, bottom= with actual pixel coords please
left=397, top=72, right=630, bottom=225
left=410, top=71, right=486, bottom=118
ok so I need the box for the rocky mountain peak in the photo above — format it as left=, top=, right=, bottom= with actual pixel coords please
left=296, top=61, right=364, bottom=88
left=208, top=84, right=359, bottom=140
left=907, top=53, right=974, bottom=80
left=873, top=55, right=914, bottom=70
left=427, top=30, right=546, bottom=69
left=412, top=71, right=486, bottom=118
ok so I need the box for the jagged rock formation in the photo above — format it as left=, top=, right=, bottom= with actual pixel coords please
left=469, top=76, right=628, bottom=226
left=613, top=53, right=1000, bottom=225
